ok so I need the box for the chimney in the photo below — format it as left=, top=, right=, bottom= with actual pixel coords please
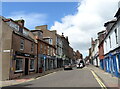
left=15, top=19, right=25, bottom=27
left=35, top=25, right=48, bottom=30
left=91, top=38, right=95, bottom=45
left=62, top=33, right=64, bottom=37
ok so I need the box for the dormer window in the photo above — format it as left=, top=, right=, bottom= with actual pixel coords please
left=9, top=21, right=19, bottom=31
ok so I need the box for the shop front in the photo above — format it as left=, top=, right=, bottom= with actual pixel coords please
left=10, top=51, right=36, bottom=79
left=103, top=49, right=120, bottom=78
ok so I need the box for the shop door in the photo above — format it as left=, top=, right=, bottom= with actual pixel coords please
left=25, top=58, right=29, bottom=75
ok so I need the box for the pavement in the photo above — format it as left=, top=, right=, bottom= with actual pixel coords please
left=0, top=68, right=63, bottom=87
left=87, top=64, right=120, bottom=89
left=0, top=65, right=120, bottom=88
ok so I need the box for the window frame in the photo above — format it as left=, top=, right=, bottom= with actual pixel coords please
left=31, top=43, right=34, bottom=53
left=20, top=39, right=24, bottom=50
left=30, top=59, right=35, bottom=70
left=15, top=58, right=23, bottom=72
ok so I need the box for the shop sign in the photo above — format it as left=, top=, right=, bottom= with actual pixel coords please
left=24, top=53, right=30, bottom=57
left=15, top=51, right=34, bottom=57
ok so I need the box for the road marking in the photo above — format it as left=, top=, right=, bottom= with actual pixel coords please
left=36, top=72, right=57, bottom=79
left=91, top=70, right=107, bottom=89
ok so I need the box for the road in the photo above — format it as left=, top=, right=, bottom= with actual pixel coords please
left=6, top=67, right=102, bottom=88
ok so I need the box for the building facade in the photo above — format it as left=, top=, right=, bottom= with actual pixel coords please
left=35, top=25, right=57, bottom=68
left=103, top=8, right=120, bottom=77
left=1, top=17, right=37, bottom=80
left=31, top=30, right=56, bottom=73
left=98, top=30, right=106, bottom=70
left=88, top=2, right=120, bottom=78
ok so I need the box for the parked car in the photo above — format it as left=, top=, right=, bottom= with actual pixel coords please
left=64, top=63, right=72, bottom=70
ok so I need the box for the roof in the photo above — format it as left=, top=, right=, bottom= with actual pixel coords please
left=114, top=8, right=120, bottom=18
left=104, top=19, right=117, bottom=27
left=31, top=30, right=43, bottom=33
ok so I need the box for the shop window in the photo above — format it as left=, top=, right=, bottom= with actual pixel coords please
left=15, top=58, right=23, bottom=71
left=30, top=59, right=34, bottom=70
left=20, top=39, right=24, bottom=50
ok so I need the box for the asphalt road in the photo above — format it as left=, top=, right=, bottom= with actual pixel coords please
left=8, top=67, right=101, bottom=88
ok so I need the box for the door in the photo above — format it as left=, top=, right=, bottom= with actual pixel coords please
left=25, top=58, right=29, bottom=75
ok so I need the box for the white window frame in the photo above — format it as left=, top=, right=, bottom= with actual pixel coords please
left=20, top=39, right=24, bottom=50
left=9, top=21, right=19, bottom=31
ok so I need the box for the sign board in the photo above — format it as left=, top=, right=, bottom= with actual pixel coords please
left=3, top=50, right=10, bottom=52
left=44, top=56, right=46, bottom=60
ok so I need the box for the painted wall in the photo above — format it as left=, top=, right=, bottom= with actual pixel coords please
left=118, top=19, right=120, bottom=47
left=104, top=22, right=119, bottom=55
left=1, top=19, right=13, bottom=80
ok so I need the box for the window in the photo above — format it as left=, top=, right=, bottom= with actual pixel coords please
left=20, top=39, right=24, bottom=50
left=23, top=29, right=29, bottom=36
left=31, top=43, right=34, bottom=52
left=116, top=55, right=120, bottom=73
left=30, top=59, right=34, bottom=69
left=109, top=36, right=111, bottom=48
left=49, top=39, right=52, bottom=45
left=115, top=29, right=118, bottom=44
left=16, top=58, right=23, bottom=71
left=9, top=21, right=19, bottom=31
left=48, top=46, right=50, bottom=55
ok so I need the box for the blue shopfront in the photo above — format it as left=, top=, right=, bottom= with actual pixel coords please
left=102, top=51, right=120, bottom=78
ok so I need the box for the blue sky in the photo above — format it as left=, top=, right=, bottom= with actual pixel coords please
left=2, top=1, right=119, bottom=57
left=2, top=2, right=78, bottom=29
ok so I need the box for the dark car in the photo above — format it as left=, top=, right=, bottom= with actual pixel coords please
left=76, top=60, right=85, bottom=68
left=64, top=63, right=72, bottom=70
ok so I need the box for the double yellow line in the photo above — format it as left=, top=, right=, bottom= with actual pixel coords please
left=91, top=70, right=107, bottom=89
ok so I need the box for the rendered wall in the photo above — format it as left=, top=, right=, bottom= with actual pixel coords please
left=1, top=19, right=13, bottom=80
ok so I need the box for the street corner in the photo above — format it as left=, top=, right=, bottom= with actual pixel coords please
left=1, top=78, right=35, bottom=87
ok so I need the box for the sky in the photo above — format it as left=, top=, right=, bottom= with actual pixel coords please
left=1, top=0, right=120, bottom=58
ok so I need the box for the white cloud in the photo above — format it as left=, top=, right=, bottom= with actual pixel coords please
left=50, top=0, right=119, bottom=57
left=6, top=11, right=47, bottom=29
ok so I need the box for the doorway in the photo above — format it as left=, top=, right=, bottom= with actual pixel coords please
left=25, top=58, right=29, bottom=75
